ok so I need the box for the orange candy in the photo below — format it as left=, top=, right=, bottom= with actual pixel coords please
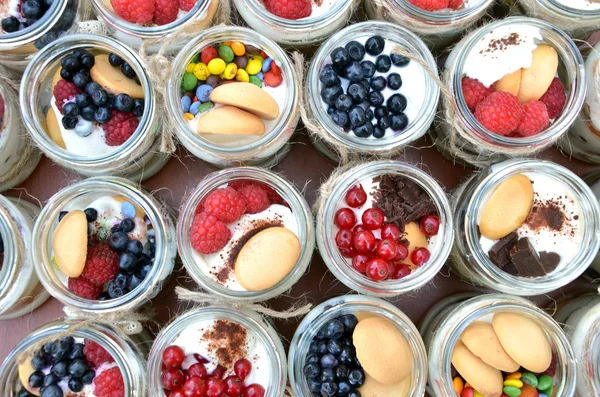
left=231, top=42, right=245, bottom=56
left=264, top=71, right=283, bottom=87
left=520, top=384, right=539, bottom=397
left=453, top=377, right=464, bottom=394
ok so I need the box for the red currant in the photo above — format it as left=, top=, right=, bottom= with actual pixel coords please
left=395, top=243, right=409, bottom=261
left=169, top=390, right=185, bottom=397
left=245, top=384, right=266, bottom=397
left=345, top=185, right=367, bottom=207
left=420, top=215, right=440, bottom=236
left=224, top=375, right=244, bottom=397
left=353, top=224, right=366, bottom=234
left=353, top=230, right=376, bottom=253
left=193, top=354, right=210, bottom=364
left=162, top=346, right=186, bottom=369
left=376, top=239, right=399, bottom=261
left=162, top=368, right=185, bottom=390
left=335, top=229, right=354, bottom=249
left=352, top=254, right=370, bottom=273
left=211, top=365, right=226, bottom=379
left=381, top=224, right=401, bottom=241
left=182, top=377, right=207, bottom=397
left=335, top=208, right=356, bottom=229
left=361, top=208, right=385, bottom=230
left=234, top=358, right=252, bottom=380
left=187, top=363, right=207, bottom=380
left=392, top=264, right=411, bottom=279
left=366, top=258, right=390, bottom=281
left=411, top=247, right=431, bottom=266
left=339, top=247, right=357, bottom=258
left=206, top=378, right=226, bottom=397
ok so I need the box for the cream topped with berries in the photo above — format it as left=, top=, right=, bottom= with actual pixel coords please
left=259, top=0, right=337, bottom=20
left=108, top=0, right=213, bottom=26
left=407, top=0, right=469, bottom=11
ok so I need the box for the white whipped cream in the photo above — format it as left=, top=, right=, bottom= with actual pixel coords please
left=585, top=41, right=600, bottom=131
left=0, top=94, right=22, bottom=174
left=554, top=0, right=600, bottom=10
left=463, top=24, right=542, bottom=88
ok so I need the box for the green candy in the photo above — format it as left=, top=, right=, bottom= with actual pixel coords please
left=198, top=101, right=214, bottom=113
left=181, top=72, right=198, bottom=92
left=521, top=372, right=538, bottom=388
left=249, top=76, right=262, bottom=88
left=191, top=53, right=200, bottom=63
left=503, top=386, right=522, bottom=397
left=540, top=385, right=554, bottom=396
left=218, top=45, right=234, bottom=62
left=537, top=375, right=553, bottom=391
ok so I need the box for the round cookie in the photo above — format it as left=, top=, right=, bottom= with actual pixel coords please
left=209, top=82, right=280, bottom=120
left=451, top=341, right=503, bottom=397
left=52, top=210, right=88, bottom=278
left=460, top=321, right=520, bottom=372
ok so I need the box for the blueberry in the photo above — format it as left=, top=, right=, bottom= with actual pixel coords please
left=75, top=93, right=91, bottom=108
left=68, top=343, right=84, bottom=360
left=331, top=110, right=349, bottom=128
left=391, top=113, right=409, bottom=131
left=307, top=378, right=321, bottom=393
left=365, top=108, right=374, bottom=121
left=68, top=358, right=88, bottom=377
left=375, top=55, right=391, bottom=73
left=369, top=76, right=386, bottom=91
left=43, top=342, right=56, bottom=356
left=1, top=17, right=19, bottom=32
left=374, top=106, right=389, bottom=120
left=136, top=264, right=153, bottom=280
left=61, top=55, right=80, bottom=72
left=18, top=22, right=27, bottom=31
left=319, top=64, right=340, bottom=87
left=85, top=82, right=102, bottom=96
left=338, top=346, right=355, bottom=365
left=330, top=47, right=350, bottom=69
left=306, top=354, right=320, bottom=364
left=347, top=390, right=361, bottom=397
left=387, top=93, right=407, bottom=114
left=387, top=73, right=402, bottom=90
left=337, top=381, right=352, bottom=396
left=320, top=84, right=343, bottom=106
left=114, top=272, right=129, bottom=289
left=378, top=116, right=391, bottom=130
left=335, top=364, right=349, bottom=380
left=373, top=126, right=386, bottom=139
left=53, top=341, right=71, bottom=360
left=94, top=107, right=111, bottom=123
left=109, top=231, right=129, bottom=252
left=43, top=373, right=59, bottom=386
left=358, top=79, right=370, bottom=93
left=77, top=105, right=94, bottom=121
left=82, top=208, right=97, bottom=222
left=58, top=211, right=68, bottom=222
left=108, top=53, right=123, bottom=67
left=63, top=102, right=79, bottom=118
left=127, top=273, right=143, bottom=291
left=335, top=94, right=353, bottom=112
left=121, top=62, right=136, bottom=78
left=29, top=371, right=44, bottom=387
left=353, top=120, right=374, bottom=138
left=97, top=292, right=110, bottom=301
left=60, top=68, right=72, bottom=81
left=348, top=369, right=365, bottom=387
left=317, top=341, right=328, bottom=355
left=120, top=218, right=135, bottom=232
left=345, top=41, right=365, bottom=62
left=347, top=83, right=367, bottom=103
left=127, top=239, right=143, bottom=256
left=327, top=106, right=335, bottom=115
left=55, top=8, right=75, bottom=30
left=40, top=385, right=62, bottom=397
left=22, top=0, right=43, bottom=19
left=303, top=362, right=321, bottom=379
left=80, top=54, right=95, bottom=69
left=68, top=377, right=83, bottom=392
left=368, top=91, right=385, bottom=107
left=60, top=336, right=74, bottom=346
left=365, top=35, right=385, bottom=56
left=326, top=339, right=343, bottom=356
left=72, top=73, right=89, bottom=89
left=391, top=53, right=410, bottom=67
left=360, top=60, right=376, bottom=79
left=321, top=368, right=335, bottom=383
left=320, top=382, right=338, bottom=397
left=51, top=360, right=68, bottom=377
left=132, top=99, right=145, bottom=117
left=91, top=89, right=109, bottom=106
left=348, top=107, right=366, bottom=128
left=108, top=281, right=127, bottom=299
left=357, top=100, right=371, bottom=111
left=142, top=242, right=155, bottom=258
left=82, top=370, right=95, bottom=384
left=17, top=389, right=34, bottom=397
left=61, top=116, right=78, bottom=130
left=119, top=252, right=138, bottom=273
left=113, top=94, right=133, bottom=112
left=342, top=62, right=364, bottom=83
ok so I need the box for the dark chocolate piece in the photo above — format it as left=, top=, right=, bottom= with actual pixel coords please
left=488, top=232, right=518, bottom=269
left=539, top=251, right=561, bottom=274
left=509, top=237, right=546, bottom=277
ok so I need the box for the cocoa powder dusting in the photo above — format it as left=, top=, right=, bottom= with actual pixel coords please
left=481, top=32, right=522, bottom=54
left=201, top=320, right=248, bottom=370
left=526, top=201, right=565, bottom=231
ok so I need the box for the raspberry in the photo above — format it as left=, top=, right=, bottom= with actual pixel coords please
left=264, top=0, right=311, bottom=20
left=515, top=100, right=549, bottom=137
left=539, top=77, right=566, bottom=119
left=0, top=94, right=5, bottom=126
left=203, top=187, right=247, bottom=223
left=110, top=0, right=155, bottom=24
left=154, top=0, right=179, bottom=25
left=228, top=180, right=283, bottom=205
left=190, top=212, right=231, bottom=254
left=179, top=0, right=197, bottom=11
left=84, top=339, right=114, bottom=366
left=53, top=79, right=80, bottom=114
left=408, top=0, right=448, bottom=11
left=68, top=277, right=102, bottom=299
left=264, top=71, right=283, bottom=87
left=228, top=180, right=254, bottom=191
left=462, top=77, right=495, bottom=112
left=474, top=91, right=524, bottom=136
left=81, top=243, right=119, bottom=286
left=448, top=0, right=463, bottom=8
left=103, top=110, right=139, bottom=146
left=93, top=367, right=125, bottom=397
left=238, top=185, right=270, bottom=214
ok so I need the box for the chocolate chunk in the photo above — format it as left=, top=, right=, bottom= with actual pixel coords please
left=539, top=251, right=560, bottom=274
left=488, top=232, right=518, bottom=269
left=509, top=237, right=546, bottom=277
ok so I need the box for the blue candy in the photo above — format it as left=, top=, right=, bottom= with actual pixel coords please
left=74, top=120, right=93, bottom=137
left=121, top=202, right=136, bottom=218
left=181, top=95, right=192, bottom=112
left=539, top=395, right=548, bottom=397
left=189, top=101, right=201, bottom=116
left=195, top=84, right=213, bottom=103
left=256, top=72, right=264, bottom=80
left=262, top=58, right=272, bottom=73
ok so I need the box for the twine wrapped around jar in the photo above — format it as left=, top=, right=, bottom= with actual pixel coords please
left=520, top=0, right=600, bottom=34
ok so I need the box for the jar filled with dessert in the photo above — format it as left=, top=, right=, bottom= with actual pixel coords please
left=316, top=160, right=453, bottom=297
left=31, top=177, right=177, bottom=314
left=20, top=33, right=170, bottom=181
left=177, top=167, right=314, bottom=302
left=450, top=159, right=600, bottom=295
left=520, top=0, right=600, bottom=40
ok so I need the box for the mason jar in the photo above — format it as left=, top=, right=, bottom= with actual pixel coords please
left=177, top=167, right=314, bottom=302
left=450, top=159, right=600, bottom=296
left=166, top=25, right=299, bottom=168
left=90, top=0, right=219, bottom=51
left=421, top=293, right=576, bottom=397
left=31, top=176, right=177, bottom=314
left=520, top=0, right=600, bottom=40
left=0, top=196, right=49, bottom=320
left=306, top=21, right=439, bottom=164
left=316, top=160, right=453, bottom=297
left=363, top=0, right=495, bottom=51
left=435, top=17, right=586, bottom=168
left=0, top=0, right=92, bottom=72
left=0, top=78, right=41, bottom=192
left=0, top=319, right=148, bottom=396
left=585, top=170, right=600, bottom=279
left=289, top=295, right=428, bottom=396
left=232, top=0, right=355, bottom=48
left=20, top=33, right=171, bottom=182
left=147, top=305, right=288, bottom=397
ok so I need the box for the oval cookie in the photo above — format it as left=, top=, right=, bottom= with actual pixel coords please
left=45, top=106, right=66, bottom=149
left=452, top=341, right=503, bottom=397
left=517, top=44, right=558, bottom=103
left=359, top=372, right=411, bottom=397
left=52, top=210, right=88, bottom=278
left=235, top=227, right=300, bottom=291
left=197, top=106, right=265, bottom=135
left=90, top=54, right=145, bottom=99
left=210, top=82, right=280, bottom=120
left=460, top=321, right=520, bottom=372
left=494, top=69, right=521, bottom=97
left=403, top=221, right=428, bottom=267
left=18, top=357, right=40, bottom=396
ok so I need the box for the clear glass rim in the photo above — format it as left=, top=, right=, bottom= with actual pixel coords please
left=237, top=0, right=354, bottom=28
left=388, top=0, right=496, bottom=23
left=537, top=0, right=600, bottom=18
left=580, top=304, right=600, bottom=395
left=177, top=166, right=315, bottom=301
left=316, top=160, right=454, bottom=296
left=0, top=196, right=24, bottom=313
left=0, top=0, right=66, bottom=49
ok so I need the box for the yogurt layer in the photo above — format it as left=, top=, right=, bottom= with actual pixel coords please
left=554, top=0, right=600, bottom=10
left=585, top=41, right=600, bottom=131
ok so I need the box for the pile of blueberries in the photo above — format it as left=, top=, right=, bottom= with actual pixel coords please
left=320, top=35, right=411, bottom=139
left=59, top=51, right=144, bottom=134
left=303, top=314, right=364, bottom=397
left=18, top=336, right=96, bottom=397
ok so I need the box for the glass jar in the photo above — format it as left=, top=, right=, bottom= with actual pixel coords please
left=147, top=305, right=288, bottom=396
left=435, top=17, right=586, bottom=167
left=363, top=0, right=495, bottom=51
left=422, top=293, right=576, bottom=397
left=0, top=195, right=49, bottom=320
left=584, top=170, right=600, bottom=278
left=289, top=295, right=428, bottom=396
left=0, top=78, right=41, bottom=192
left=232, top=0, right=355, bottom=48
left=520, top=0, right=600, bottom=40
left=90, top=0, right=219, bottom=51
left=306, top=21, right=439, bottom=164
left=450, top=159, right=600, bottom=296
left=0, top=0, right=92, bottom=72
left=31, top=176, right=177, bottom=314
left=20, top=33, right=171, bottom=182
left=0, top=319, right=149, bottom=396
left=316, top=160, right=453, bottom=297
left=166, top=25, right=299, bottom=168
left=177, top=167, right=314, bottom=302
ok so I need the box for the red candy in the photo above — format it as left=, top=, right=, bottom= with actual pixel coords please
left=201, top=47, right=218, bottom=65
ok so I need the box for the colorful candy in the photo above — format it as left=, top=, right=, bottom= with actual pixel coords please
left=218, top=45, right=234, bottom=62
left=207, top=58, right=226, bottom=75
left=453, top=376, right=464, bottom=394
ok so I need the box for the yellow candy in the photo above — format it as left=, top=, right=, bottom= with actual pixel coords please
left=474, top=392, right=484, bottom=397
left=453, top=377, right=464, bottom=394
left=506, top=372, right=522, bottom=380
left=503, top=379, right=523, bottom=388
left=231, top=42, right=245, bottom=56
left=186, top=62, right=197, bottom=73
left=207, top=58, right=226, bottom=75
left=193, top=62, right=210, bottom=80
left=223, top=63, right=238, bottom=80
left=246, top=56, right=263, bottom=75
left=235, top=69, right=249, bottom=82
left=184, top=113, right=194, bottom=120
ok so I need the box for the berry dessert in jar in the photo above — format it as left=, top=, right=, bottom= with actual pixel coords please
left=450, top=159, right=600, bottom=296
left=147, top=306, right=288, bottom=397
left=167, top=26, right=299, bottom=168
left=178, top=167, right=314, bottom=302
left=0, top=320, right=147, bottom=397
left=31, top=177, right=177, bottom=314
left=306, top=21, right=439, bottom=163
left=422, top=294, right=576, bottom=397
left=520, top=0, right=600, bottom=40
left=90, top=0, right=219, bottom=51
left=434, top=17, right=586, bottom=168
left=316, top=160, right=453, bottom=297
left=233, top=0, right=354, bottom=48
left=0, top=0, right=91, bottom=71
left=289, top=295, right=428, bottom=397
left=21, top=34, right=169, bottom=181
left=363, top=0, right=495, bottom=51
